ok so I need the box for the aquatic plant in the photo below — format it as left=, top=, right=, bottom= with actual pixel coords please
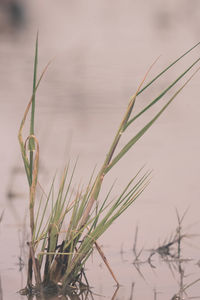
left=18, top=35, right=200, bottom=296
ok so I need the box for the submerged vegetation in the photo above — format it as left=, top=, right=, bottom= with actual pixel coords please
left=18, top=36, right=200, bottom=297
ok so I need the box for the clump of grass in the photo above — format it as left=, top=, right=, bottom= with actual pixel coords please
left=18, top=36, right=200, bottom=297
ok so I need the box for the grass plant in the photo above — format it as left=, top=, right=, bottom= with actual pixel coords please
left=18, top=38, right=200, bottom=297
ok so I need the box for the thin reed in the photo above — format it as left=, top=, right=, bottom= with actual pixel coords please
left=18, top=38, right=200, bottom=296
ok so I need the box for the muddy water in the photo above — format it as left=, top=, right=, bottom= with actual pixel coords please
left=0, top=1, right=200, bottom=299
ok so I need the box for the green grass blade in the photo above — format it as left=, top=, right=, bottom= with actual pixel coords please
left=91, top=180, right=116, bottom=229
left=125, top=56, right=200, bottom=130
left=29, top=33, right=38, bottom=184
left=75, top=167, right=97, bottom=224
left=106, top=66, right=200, bottom=173
left=35, top=176, right=56, bottom=240
left=61, top=159, right=78, bottom=213
left=137, top=42, right=200, bottom=96
left=30, top=32, right=38, bottom=136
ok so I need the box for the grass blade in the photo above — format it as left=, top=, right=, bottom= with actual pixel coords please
left=29, top=33, right=38, bottom=184
left=137, top=42, right=200, bottom=96
left=125, top=56, right=200, bottom=130
left=106, top=66, right=200, bottom=173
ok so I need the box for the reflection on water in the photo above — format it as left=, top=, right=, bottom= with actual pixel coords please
left=1, top=209, right=199, bottom=298
left=1, top=212, right=199, bottom=300
left=0, top=1, right=200, bottom=299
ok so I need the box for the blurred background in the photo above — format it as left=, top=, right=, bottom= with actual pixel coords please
left=0, top=1, right=200, bottom=299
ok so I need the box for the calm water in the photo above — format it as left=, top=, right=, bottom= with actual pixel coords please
left=0, top=1, right=200, bottom=299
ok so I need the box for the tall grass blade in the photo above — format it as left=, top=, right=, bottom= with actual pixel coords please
left=106, top=66, right=200, bottom=173
left=125, top=56, right=200, bottom=130
left=138, top=42, right=200, bottom=95
left=29, top=33, right=38, bottom=183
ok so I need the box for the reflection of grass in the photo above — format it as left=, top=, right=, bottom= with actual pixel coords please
left=130, top=210, right=200, bottom=299
left=18, top=36, right=200, bottom=297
